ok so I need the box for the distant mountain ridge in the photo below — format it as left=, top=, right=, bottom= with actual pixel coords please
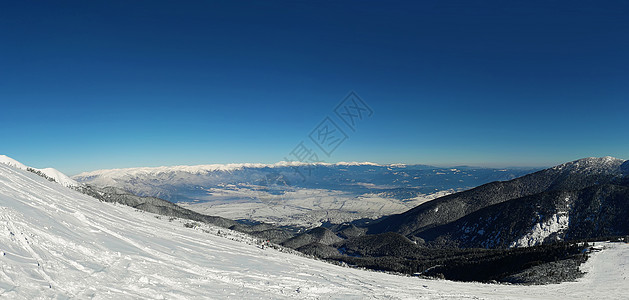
left=71, top=162, right=538, bottom=204
left=76, top=161, right=384, bottom=176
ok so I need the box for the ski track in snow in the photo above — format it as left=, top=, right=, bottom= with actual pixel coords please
left=1, top=163, right=629, bottom=299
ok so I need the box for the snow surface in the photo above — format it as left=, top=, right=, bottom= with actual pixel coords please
left=1, top=159, right=629, bottom=298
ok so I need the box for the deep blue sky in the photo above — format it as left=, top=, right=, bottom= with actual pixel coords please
left=1, top=1, right=628, bottom=175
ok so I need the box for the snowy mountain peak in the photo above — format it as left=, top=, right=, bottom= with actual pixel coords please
left=551, top=156, right=626, bottom=173
left=0, top=155, right=28, bottom=170
left=36, top=168, right=80, bottom=188
left=0, top=155, right=79, bottom=188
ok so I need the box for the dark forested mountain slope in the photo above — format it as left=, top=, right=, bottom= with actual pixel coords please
left=367, top=157, right=627, bottom=237
left=417, top=183, right=629, bottom=248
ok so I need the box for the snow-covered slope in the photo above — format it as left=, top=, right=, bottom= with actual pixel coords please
left=1, top=159, right=629, bottom=298
left=368, top=156, right=627, bottom=238
left=0, top=155, right=79, bottom=188
left=0, top=155, right=28, bottom=170
left=34, top=168, right=79, bottom=188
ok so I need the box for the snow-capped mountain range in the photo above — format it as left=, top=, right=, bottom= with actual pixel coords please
left=75, top=161, right=382, bottom=178
left=2, top=155, right=629, bottom=298
left=73, top=161, right=535, bottom=193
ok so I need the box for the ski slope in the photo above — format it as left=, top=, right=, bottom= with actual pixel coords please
left=1, top=161, right=628, bottom=299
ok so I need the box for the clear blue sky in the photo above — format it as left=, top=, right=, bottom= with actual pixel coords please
left=1, top=1, right=628, bottom=175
